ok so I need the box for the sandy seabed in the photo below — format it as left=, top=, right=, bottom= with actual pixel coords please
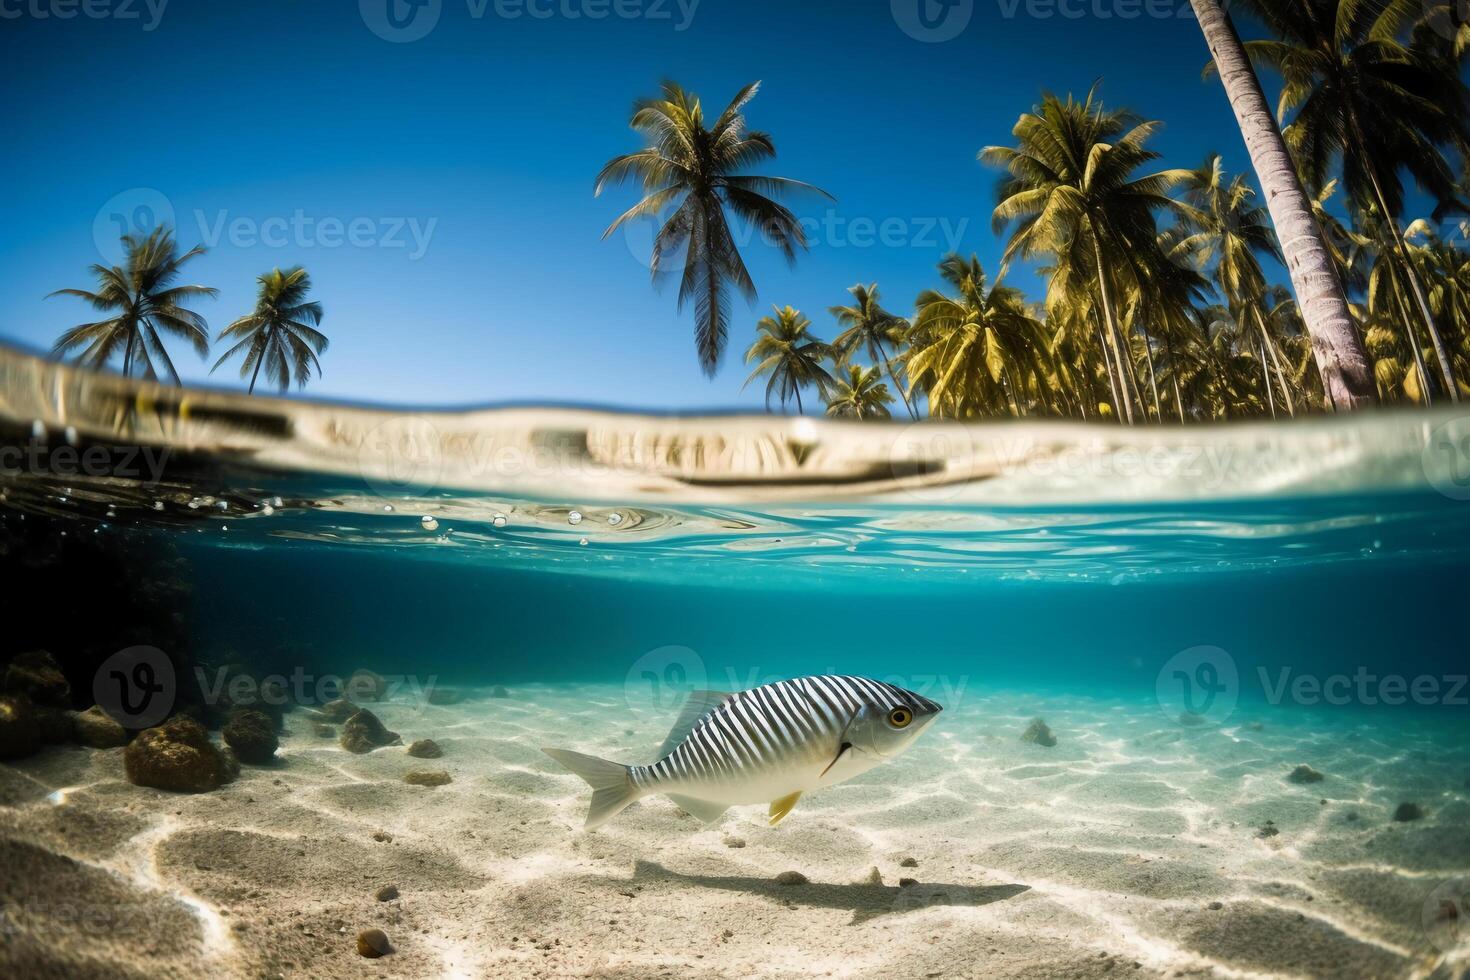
left=1, top=683, right=1468, bottom=979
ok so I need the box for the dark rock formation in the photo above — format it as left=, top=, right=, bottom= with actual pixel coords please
left=407, top=739, right=442, bottom=759
left=123, top=717, right=237, bottom=792
left=0, top=695, right=42, bottom=759
left=1287, top=765, right=1325, bottom=784
left=1021, top=718, right=1057, bottom=747
left=4, top=650, right=71, bottom=708
left=404, top=769, right=451, bottom=787
left=73, top=704, right=129, bottom=748
left=340, top=709, right=400, bottom=754
left=222, top=709, right=279, bottom=765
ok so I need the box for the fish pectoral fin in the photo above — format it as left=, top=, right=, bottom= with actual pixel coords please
left=767, top=791, right=802, bottom=826
left=818, top=741, right=852, bottom=779
left=666, top=794, right=729, bottom=825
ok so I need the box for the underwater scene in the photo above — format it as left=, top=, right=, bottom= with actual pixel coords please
left=1, top=351, right=1469, bottom=979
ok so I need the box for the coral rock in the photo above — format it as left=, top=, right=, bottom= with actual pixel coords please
left=74, top=705, right=129, bottom=748
left=1020, top=718, right=1057, bottom=748
left=1287, top=765, right=1325, bottom=784
left=0, top=695, right=42, bottom=760
left=404, top=769, right=452, bottom=787
left=340, top=709, right=400, bottom=754
left=124, top=717, right=237, bottom=792
left=4, top=650, right=71, bottom=708
left=318, top=698, right=357, bottom=723
left=407, top=739, right=442, bottom=759
left=222, top=709, right=279, bottom=765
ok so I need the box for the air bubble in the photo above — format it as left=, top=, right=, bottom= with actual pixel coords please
left=493, top=513, right=507, bottom=527
left=29, top=419, right=44, bottom=440
left=607, top=513, right=623, bottom=526
left=261, top=504, right=275, bottom=516
left=187, top=498, right=201, bottom=510
left=383, top=504, right=395, bottom=512
left=568, top=511, right=583, bottom=525
left=63, top=426, right=78, bottom=446
left=579, top=537, right=588, bottom=546
left=216, top=501, right=229, bottom=511
left=421, top=515, right=439, bottom=531
left=152, top=501, right=164, bottom=511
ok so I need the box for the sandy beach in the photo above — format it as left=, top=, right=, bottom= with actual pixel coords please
left=2, top=683, right=1467, bottom=979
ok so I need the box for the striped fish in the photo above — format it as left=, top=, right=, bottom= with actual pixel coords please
left=543, top=675, right=943, bottom=829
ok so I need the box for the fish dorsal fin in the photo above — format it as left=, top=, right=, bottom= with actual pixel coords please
left=768, top=791, right=802, bottom=826
left=655, top=690, right=737, bottom=762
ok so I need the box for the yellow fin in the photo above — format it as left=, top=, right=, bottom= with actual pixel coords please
left=768, top=791, right=802, bottom=826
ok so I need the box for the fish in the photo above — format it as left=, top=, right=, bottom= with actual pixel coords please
left=543, top=675, right=943, bottom=829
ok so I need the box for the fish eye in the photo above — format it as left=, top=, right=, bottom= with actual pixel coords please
left=888, top=707, right=912, bottom=728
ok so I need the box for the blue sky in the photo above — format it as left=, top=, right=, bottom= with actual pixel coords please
left=0, top=0, right=1321, bottom=409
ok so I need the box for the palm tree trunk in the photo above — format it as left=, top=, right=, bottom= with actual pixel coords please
left=1095, top=312, right=1124, bottom=422
left=1163, top=332, right=1186, bottom=423
left=877, top=338, right=917, bottom=420
left=1252, top=305, right=1295, bottom=417
left=1142, top=331, right=1163, bottom=422
left=1256, top=334, right=1277, bottom=418
left=1362, top=164, right=1460, bottom=402
left=1090, top=233, right=1136, bottom=424
left=247, top=355, right=264, bottom=395
left=794, top=387, right=803, bottom=416
left=1388, top=265, right=1433, bottom=404
left=1190, top=0, right=1374, bottom=410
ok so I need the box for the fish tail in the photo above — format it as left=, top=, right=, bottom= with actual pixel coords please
left=542, top=747, right=639, bottom=829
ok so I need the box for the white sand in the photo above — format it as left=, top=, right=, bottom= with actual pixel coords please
left=2, top=684, right=1468, bottom=979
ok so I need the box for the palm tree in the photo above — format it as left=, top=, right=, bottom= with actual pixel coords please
left=1188, top=0, right=1375, bottom=409
left=823, top=363, right=894, bottom=420
left=596, top=80, right=832, bottom=376
left=49, top=227, right=215, bottom=383
left=829, top=283, right=914, bottom=418
left=1177, top=155, right=1297, bottom=415
left=743, top=306, right=835, bottom=413
left=1231, top=0, right=1468, bottom=400
left=905, top=254, right=1047, bottom=418
left=211, top=267, right=327, bottom=394
left=982, top=86, right=1195, bottom=424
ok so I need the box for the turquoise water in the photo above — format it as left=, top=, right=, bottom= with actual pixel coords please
left=4, top=355, right=1470, bottom=976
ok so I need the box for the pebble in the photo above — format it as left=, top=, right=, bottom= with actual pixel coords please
left=404, top=769, right=452, bottom=787
left=899, top=877, right=919, bottom=888
left=899, top=856, right=919, bottom=868
left=723, top=837, right=746, bottom=848
left=1393, top=802, right=1424, bottom=822
left=375, top=884, right=399, bottom=902
left=356, top=928, right=392, bottom=958
left=774, top=871, right=808, bottom=886
left=1286, top=765, right=1325, bottom=784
